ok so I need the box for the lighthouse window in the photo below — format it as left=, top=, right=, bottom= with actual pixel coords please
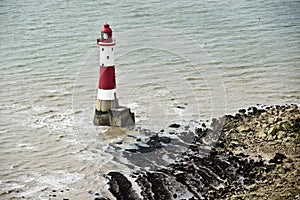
left=101, top=32, right=108, bottom=40
left=102, top=48, right=104, bottom=51
left=111, top=48, right=113, bottom=51
left=107, top=56, right=109, bottom=59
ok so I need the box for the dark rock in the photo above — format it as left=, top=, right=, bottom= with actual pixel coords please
left=112, top=139, right=265, bottom=199
left=100, top=105, right=299, bottom=200
left=235, top=113, right=242, bottom=119
left=269, top=153, right=287, bottom=164
left=195, top=127, right=206, bottom=138
left=136, top=172, right=173, bottom=199
left=217, top=141, right=225, bottom=148
left=252, top=107, right=258, bottom=115
left=266, top=163, right=276, bottom=172
left=107, top=172, right=139, bottom=200
left=126, top=134, right=171, bottom=153
left=291, top=118, right=300, bottom=132
left=159, top=136, right=171, bottom=144
left=236, top=152, right=248, bottom=158
left=169, top=123, right=180, bottom=128
left=176, top=106, right=185, bottom=109
left=238, top=109, right=246, bottom=114
left=189, top=145, right=199, bottom=152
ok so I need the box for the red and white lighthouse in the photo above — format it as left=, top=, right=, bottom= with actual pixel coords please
left=94, top=23, right=135, bottom=127
left=96, top=24, right=117, bottom=111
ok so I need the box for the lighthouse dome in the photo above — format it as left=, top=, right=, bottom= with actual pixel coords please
left=100, top=23, right=112, bottom=41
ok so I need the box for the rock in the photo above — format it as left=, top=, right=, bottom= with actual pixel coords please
left=99, top=104, right=300, bottom=200
left=252, top=107, right=258, bottom=115
left=230, top=141, right=239, bottom=147
left=195, top=127, right=206, bottom=138
left=285, top=157, right=293, bottom=163
left=262, top=123, right=268, bottom=129
left=266, top=134, right=274, bottom=141
left=277, top=131, right=286, bottom=140
left=284, top=163, right=293, bottom=171
left=257, top=132, right=267, bottom=139
left=283, top=137, right=291, bottom=143
left=266, top=163, right=276, bottom=171
left=236, top=125, right=251, bottom=133
left=136, top=172, right=173, bottom=199
left=127, top=134, right=171, bottom=153
left=268, top=117, right=275, bottom=124
left=269, top=153, right=287, bottom=164
left=238, top=109, right=246, bottom=114
left=261, top=112, right=268, bottom=119
left=277, top=166, right=286, bottom=174
left=248, top=184, right=258, bottom=191
left=268, top=126, right=277, bottom=136
left=169, top=123, right=180, bottom=128
left=107, top=172, right=139, bottom=199
left=274, top=116, right=282, bottom=123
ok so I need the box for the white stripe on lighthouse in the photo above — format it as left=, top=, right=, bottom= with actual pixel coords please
left=97, top=88, right=116, bottom=100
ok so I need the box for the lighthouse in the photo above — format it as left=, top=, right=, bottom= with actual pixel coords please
left=93, top=23, right=135, bottom=127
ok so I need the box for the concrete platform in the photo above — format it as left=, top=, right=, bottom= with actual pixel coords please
left=93, top=106, right=135, bottom=127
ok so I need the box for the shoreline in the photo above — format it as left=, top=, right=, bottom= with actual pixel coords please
left=197, top=104, right=300, bottom=199
left=97, top=104, right=299, bottom=200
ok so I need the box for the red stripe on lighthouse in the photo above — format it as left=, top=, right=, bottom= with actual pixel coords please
left=99, top=66, right=116, bottom=89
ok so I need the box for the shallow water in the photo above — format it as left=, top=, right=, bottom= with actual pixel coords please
left=0, top=0, right=299, bottom=198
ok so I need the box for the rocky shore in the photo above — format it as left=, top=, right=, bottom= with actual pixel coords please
left=97, top=104, right=300, bottom=200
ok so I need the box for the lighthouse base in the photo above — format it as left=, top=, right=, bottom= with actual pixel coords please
left=93, top=112, right=110, bottom=126
left=94, top=107, right=135, bottom=127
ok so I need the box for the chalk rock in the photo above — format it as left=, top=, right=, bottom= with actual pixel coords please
left=257, top=131, right=267, bottom=139
left=236, top=125, right=251, bottom=133
left=268, top=126, right=277, bottom=136
left=277, top=131, right=286, bottom=140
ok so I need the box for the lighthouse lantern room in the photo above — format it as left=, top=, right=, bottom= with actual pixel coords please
left=93, top=24, right=135, bottom=127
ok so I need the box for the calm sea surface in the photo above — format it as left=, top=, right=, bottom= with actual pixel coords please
left=1, top=0, right=299, bottom=199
